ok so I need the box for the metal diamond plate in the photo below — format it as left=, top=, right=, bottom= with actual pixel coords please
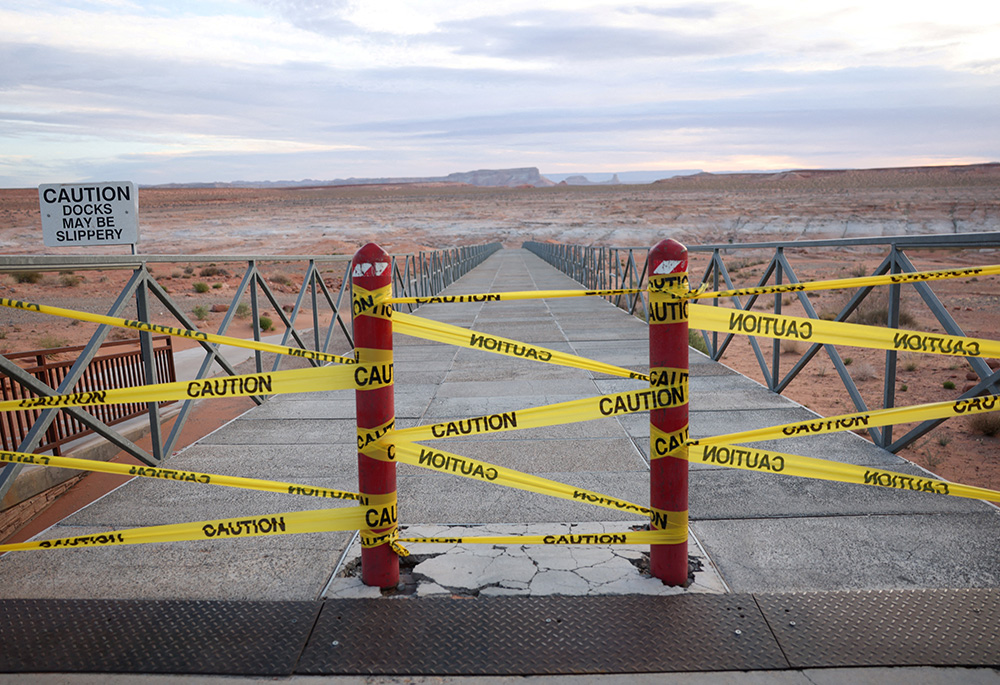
left=298, top=595, right=788, bottom=675
left=756, top=589, right=1000, bottom=668
left=0, top=599, right=321, bottom=675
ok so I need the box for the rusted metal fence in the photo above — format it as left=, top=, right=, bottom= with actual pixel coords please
left=1, top=337, right=176, bottom=455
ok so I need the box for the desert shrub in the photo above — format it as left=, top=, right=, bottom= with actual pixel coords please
left=688, top=330, right=709, bottom=354
left=943, top=380, right=956, bottom=390
left=193, top=282, right=210, bottom=293
left=0, top=329, right=7, bottom=340
left=59, top=273, right=82, bottom=287
left=781, top=339, right=802, bottom=355
left=37, top=333, right=69, bottom=349
left=270, top=274, right=293, bottom=286
left=183, top=266, right=194, bottom=275
left=850, top=263, right=868, bottom=278
left=900, top=384, right=908, bottom=392
left=844, top=357, right=853, bottom=366
left=851, top=362, right=876, bottom=381
left=12, top=271, right=42, bottom=284
left=818, top=309, right=839, bottom=321
left=212, top=282, right=223, bottom=289
left=851, top=289, right=917, bottom=327
left=258, top=315, right=274, bottom=332
left=171, top=271, right=183, bottom=279
left=192, top=305, right=209, bottom=321
left=968, top=412, right=1000, bottom=437
left=199, top=266, right=230, bottom=278
left=235, top=302, right=251, bottom=319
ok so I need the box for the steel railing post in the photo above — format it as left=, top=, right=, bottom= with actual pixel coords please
left=351, top=243, right=398, bottom=589
left=648, top=239, right=690, bottom=586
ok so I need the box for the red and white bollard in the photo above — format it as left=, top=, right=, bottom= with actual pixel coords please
left=351, top=242, right=399, bottom=588
left=647, top=239, right=690, bottom=585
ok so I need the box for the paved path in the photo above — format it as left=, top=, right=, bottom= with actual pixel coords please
left=1, top=248, right=999, bottom=680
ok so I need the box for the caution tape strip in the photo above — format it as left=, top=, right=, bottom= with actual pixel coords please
left=382, top=386, right=687, bottom=444
left=386, top=263, right=1000, bottom=307
left=695, top=394, right=1000, bottom=446
left=0, top=297, right=357, bottom=366
left=689, top=264, right=1000, bottom=301
left=387, top=287, right=644, bottom=305
left=0, top=449, right=365, bottom=503
left=690, top=303, right=1000, bottom=358
left=0, top=365, right=390, bottom=413
left=380, top=441, right=659, bottom=519
left=690, top=443, right=1000, bottom=502
left=352, top=284, right=393, bottom=320
left=0, top=506, right=369, bottom=552
left=398, top=530, right=682, bottom=546
left=392, top=310, right=649, bottom=381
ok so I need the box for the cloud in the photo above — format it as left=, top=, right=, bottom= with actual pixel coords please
left=1, top=1, right=999, bottom=186
left=437, top=9, right=746, bottom=62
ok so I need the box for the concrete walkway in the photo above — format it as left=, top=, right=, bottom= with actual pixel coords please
left=1, top=248, right=999, bottom=680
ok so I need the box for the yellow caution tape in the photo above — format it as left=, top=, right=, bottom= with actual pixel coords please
left=0, top=449, right=365, bottom=502
left=399, top=530, right=683, bottom=546
left=378, top=442, right=659, bottom=523
left=387, top=287, right=644, bottom=305
left=0, top=297, right=357, bottom=366
left=358, top=418, right=396, bottom=452
left=354, top=347, right=393, bottom=363
left=690, top=443, right=1000, bottom=502
left=650, top=424, right=689, bottom=460
left=697, top=394, right=1000, bottom=446
left=0, top=365, right=389, bottom=413
left=392, top=310, right=649, bottom=381
left=383, top=386, right=687, bottom=444
left=0, top=506, right=368, bottom=552
left=690, top=303, right=1000, bottom=358
left=689, top=264, right=1000, bottom=301
left=352, top=284, right=393, bottom=320
left=649, top=507, right=688, bottom=537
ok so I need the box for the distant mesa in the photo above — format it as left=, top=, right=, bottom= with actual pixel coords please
left=655, top=162, right=1000, bottom=188
left=558, top=174, right=622, bottom=186
left=148, top=167, right=556, bottom=190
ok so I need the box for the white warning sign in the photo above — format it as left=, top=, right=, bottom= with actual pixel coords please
left=39, top=182, right=139, bottom=247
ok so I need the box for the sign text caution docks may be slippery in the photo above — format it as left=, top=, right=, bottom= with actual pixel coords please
left=39, top=182, right=139, bottom=247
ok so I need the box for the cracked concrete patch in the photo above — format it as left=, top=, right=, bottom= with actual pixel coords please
left=324, top=521, right=728, bottom=598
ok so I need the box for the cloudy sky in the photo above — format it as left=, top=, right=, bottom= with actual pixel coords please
left=2, top=0, right=999, bottom=187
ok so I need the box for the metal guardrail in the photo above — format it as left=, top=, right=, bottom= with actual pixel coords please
left=0, top=243, right=501, bottom=505
left=525, top=233, right=1000, bottom=452
left=1, top=337, right=176, bottom=456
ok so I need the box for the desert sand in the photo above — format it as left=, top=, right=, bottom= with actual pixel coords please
left=2, top=167, right=999, bottom=528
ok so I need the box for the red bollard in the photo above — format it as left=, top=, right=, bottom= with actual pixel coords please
left=647, top=239, right=690, bottom=585
left=351, top=243, right=399, bottom=588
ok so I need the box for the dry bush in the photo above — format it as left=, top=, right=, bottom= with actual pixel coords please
left=851, top=362, right=877, bottom=381
left=968, top=413, right=1000, bottom=437
left=12, top=271, right=42, bottom=284
left=850, top=288, right=917, bottom=327
left=37, top=333, right=69, bottom=349
left=781, top=339, right=803, bottom=355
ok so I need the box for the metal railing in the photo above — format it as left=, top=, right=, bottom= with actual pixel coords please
left=1, top=337, right=176, bottom=456
left=0, top=243, right=501, bottom=504
left=525, top=233, right=1000, bottom=452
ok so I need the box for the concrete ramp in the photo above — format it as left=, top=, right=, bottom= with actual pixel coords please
left=1, top=248, right=999, bottom=603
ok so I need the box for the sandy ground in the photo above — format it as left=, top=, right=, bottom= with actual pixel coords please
left=2, top=172, right=999, bottom=537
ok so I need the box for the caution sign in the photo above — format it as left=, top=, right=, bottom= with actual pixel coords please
left=39, top=182, right=139, bottom=247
